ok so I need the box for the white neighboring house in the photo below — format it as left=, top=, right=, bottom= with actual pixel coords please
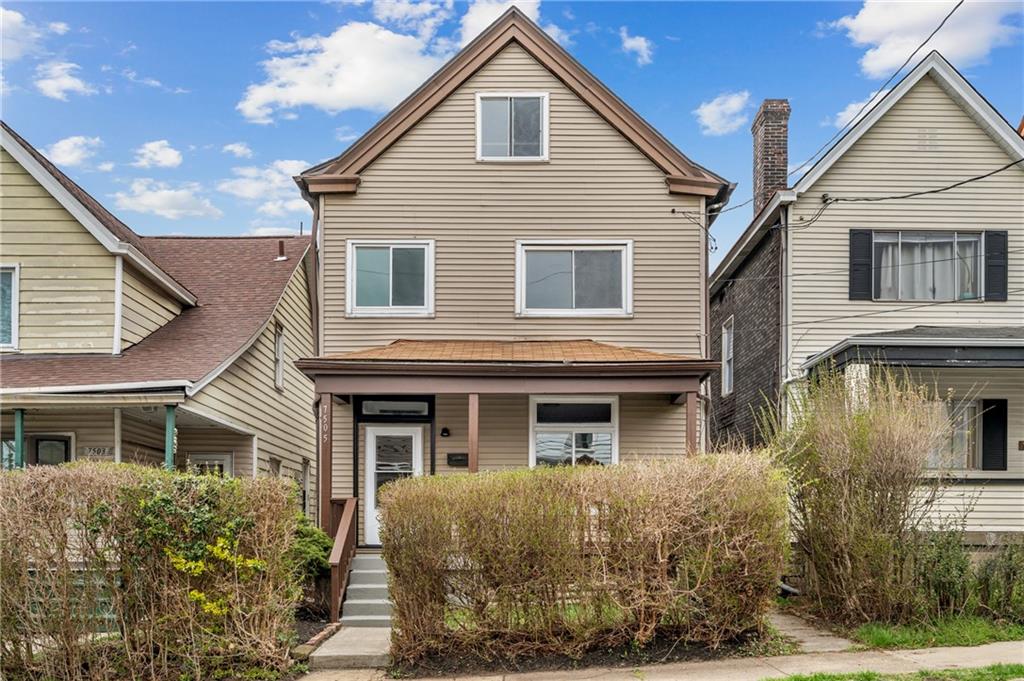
left=709, top=52, right=1024, bottom=542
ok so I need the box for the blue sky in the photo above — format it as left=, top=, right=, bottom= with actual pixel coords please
left=3, top=1, right=1022, bottom=268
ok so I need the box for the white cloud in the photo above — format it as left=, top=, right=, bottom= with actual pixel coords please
left=45, top=135, right=102, bottom=167
left=1, top=8, right=45, bottom=61
left=217, top=159, right=310, bottom=216
left=619, top=26, right=653, bottom=66
left=34, top=61, right=97, bottom=100
left=114, top=179, right=222, bottom=220
left=372, top=0, right=453, bottom=40
left=831, top=88, right=891, bottom=128
left=48, top=21, right=70, bottom=35
left=457, top=0, right=566, bottom=47
left=830, top=0, right=1022, bottom=78
left=693, top=90, right=751, bottom=136
left=335, top=126, right=360, bottom=143
left=238, top=22, right=446, bottom=124
left=131, top=140, right=183, bottom=168
left=222, top=142, right=254, bottom=158
left=245, top=226, right=302, bottom=237
left=97, top=161, right=115, bottom=172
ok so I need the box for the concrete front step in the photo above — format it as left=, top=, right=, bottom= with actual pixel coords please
left=345, top=583, right=389, bottom=600
left=308, top=626, right=390, bottom=670
left=351, top=554, right=386, bottom=570
left=342, top=598, right=393, bottom=618
left=348, top=569, right=388, bottom=586
left=339, top=615, right=393, bottom=628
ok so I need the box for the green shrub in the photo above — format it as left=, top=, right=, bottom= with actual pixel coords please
left=0, top=462, right=302, bottom=681
left=379, top=452, right=789, bottom=664
left=913, top=529, right=974, bottom=619
left=767, top=367, right=959, bottom=624
left=977, top=544, right=1024, bottom=623
left=290, top=513, right=332, bottom=582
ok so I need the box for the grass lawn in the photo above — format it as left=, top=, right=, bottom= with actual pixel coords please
left=852, top=616, right=1024, bottom=649
left=781, top=663, right=1024, bottom=681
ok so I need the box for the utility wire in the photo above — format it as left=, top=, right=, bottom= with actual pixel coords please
left=786, top=288, right=1024, bottom=328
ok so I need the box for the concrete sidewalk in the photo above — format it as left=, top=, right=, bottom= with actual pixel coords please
left=300, top=640, right=1024, bottom=681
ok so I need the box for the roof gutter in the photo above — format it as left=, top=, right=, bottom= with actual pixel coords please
left=799, top=336, right=1024, bottom=372
left=0, top=380, right=192, bottom=396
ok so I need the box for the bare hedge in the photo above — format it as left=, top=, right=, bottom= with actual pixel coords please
left=0, top=463, right=302, bottom=681
left=379, top=453, right=788, bottom=663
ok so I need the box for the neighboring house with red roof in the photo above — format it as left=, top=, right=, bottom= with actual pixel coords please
left=0, top=122, right=318, bottom=517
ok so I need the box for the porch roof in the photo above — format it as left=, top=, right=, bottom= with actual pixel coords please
left=297, top=339, right=716, bottom=396
left=801, top=325, right=1024, bottom=372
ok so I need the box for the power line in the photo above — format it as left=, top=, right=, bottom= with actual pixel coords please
left=786, top=288, right=1024, bottom=328
left=786, top=0, right=965, bottom=180
left=825, top=158, right=1024, bottom=204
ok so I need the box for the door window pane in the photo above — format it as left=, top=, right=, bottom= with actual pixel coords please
left=392, top=247, right=425, bottom=306
left=480, top=97, right=510, bottom=157
left=873, top=232, right=899, bottom=299
left=0, top=270, right=12, bottom=346
left=956, top=233, right=981, bottom=300
left=574, top=250, right=622, bottom=309
left=355, top=247, right=390, bottom=307
left=362, top=400, right=429, bottom=416
left=375, top=435, right=414, bottom=495
left=36, top=439, right=69, bottom=466
left=512, top=97, right=542, bottom=157
left=525, top=250, right=572, bottom=309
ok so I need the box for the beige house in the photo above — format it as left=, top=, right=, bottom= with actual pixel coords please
left=709, top=52, right=1024, bottom=540
left=294, top=7, right=730, bottom=563
left=0, top=122, right=318, bottom=515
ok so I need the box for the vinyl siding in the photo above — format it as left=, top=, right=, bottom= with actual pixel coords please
left=186, top=260, right=317, bottom=515
left=786, top=74, right=1024, bottom=374
left=332, top=393, right=690, bottom=544
left=0, top=148, right=116, bottom=353
left=930, top=485, right=1024, bottom=534
left=0, top=410, right=114, bottom=460
left=121, top=262, right=181, bottom=350
left=321, top=42, right=706, bottom=357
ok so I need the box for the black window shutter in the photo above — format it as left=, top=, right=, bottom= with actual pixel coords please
left=849, top=230, right=873, bottom=300
left=984, top=231, right=1008, bottom=301
left=980, top=399, right=1008, bottom=471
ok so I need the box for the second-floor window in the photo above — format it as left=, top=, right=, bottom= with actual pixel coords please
left=347, top=240, right=435, bottom=316
left=516, top=241, right=632, bottom=316
left=721, top=316, right=734, bottom=396
left=872, top=231, right=983, bottom=301
left=0, top=265, right=18, bottom=349
left=273, top=323, right=285, bottom=390
left=476, top=92, right=548, bottom=161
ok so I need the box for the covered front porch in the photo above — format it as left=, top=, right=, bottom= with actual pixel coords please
left=0, top=392, right=258, bottom=477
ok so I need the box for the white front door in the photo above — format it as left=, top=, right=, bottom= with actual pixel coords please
left=365, top=425, right=423, bottom=545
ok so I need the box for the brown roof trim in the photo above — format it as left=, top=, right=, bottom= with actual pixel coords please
left=299, top=7, right=728, bottom=200
left=296, top=358, right=719, bottom=378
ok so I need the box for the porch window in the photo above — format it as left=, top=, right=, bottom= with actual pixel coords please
left=721, top=316, right=734, bottom=396
left=347, top=241, right=434, bottom=316
left=516, top=241, right=632, bottom=316
left=1, top=265, right=18, bottom=349
left=530, top=396, right=618, bottom=467
left=927, top=400, right=979, bottom=471
left=35, top=437, right=71, bottom=466
left=190, top=453, right=233, bottom=477
left=476, top=92, right=548, bottom=161
left=872, top=231, right=983, bottom=301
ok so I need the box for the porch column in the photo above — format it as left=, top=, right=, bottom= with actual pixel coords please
left=467, top=393, right=479, bottom=473
left=685, top=392, right=697, bottom=453
left=113, top=408, right=122, bottom=463
left=14, top=408, right=25, bottom=468
left=318, top=393, right=333, bottom=530
left=164, top=405, right=176, bottom=470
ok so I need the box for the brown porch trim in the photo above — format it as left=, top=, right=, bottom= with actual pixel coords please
left=310, top=374, right=701, bottom=396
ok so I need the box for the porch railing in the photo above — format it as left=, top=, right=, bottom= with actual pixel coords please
left=328, top=497, right=357, bottom=622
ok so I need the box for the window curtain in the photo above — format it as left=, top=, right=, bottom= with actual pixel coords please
left=900, top=233, right=954, bottom=300
left=873, top=233, right=899, bottom=299
left=956, top=234, right=981, bottom=300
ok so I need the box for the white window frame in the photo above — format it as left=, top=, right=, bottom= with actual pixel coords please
left=1, top=264, right=20, bottom=350
left=29, top=432, right=76, bottom=465
left=871, top=231, right=985, bottom=302
left=273, top=323, right=285, bottom=391
left=721, top=316, right=734, bottom=396
left=346, top=240, right=435, bottom=317
left=189, top=452, right=234, bottom=477
left=528, top=395, right=619, bottom=467
left=475, top=91, right=550, bottom=162
left=515, top=240, right=633, bottom=317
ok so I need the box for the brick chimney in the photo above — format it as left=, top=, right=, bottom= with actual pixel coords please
left=751, top=99, right=790, bottom=216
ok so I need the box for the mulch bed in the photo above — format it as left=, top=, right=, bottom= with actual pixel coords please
left=390, top=629, right=796, bottom=678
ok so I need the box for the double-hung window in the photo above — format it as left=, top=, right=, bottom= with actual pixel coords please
left=530, top=396, right=618, bottom=467
left=273, top=323, right=285, bottom=391
left=347, top=241, right=434, bottom=316
left=1, top=265, right=19, bottom=349
left=476, top=92, right=548, bottom=161
left=872, top=231, right=983, bottom=301
left=516, top=241, right=632, bottom=316
left=721, top=316, right=734, bottom=396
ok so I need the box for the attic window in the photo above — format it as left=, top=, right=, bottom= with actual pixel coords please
left=476, top=93, right=548, bottom=161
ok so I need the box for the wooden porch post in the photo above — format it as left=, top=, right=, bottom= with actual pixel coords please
left=685, top=391, right=697, bottom=453
left=164, top=405, right=176, bottom=470
left=13, top=408, right=25, bottom=468
left=467, top=393, right=479, bottom=473
left=318, top=394, right=333, bottom=530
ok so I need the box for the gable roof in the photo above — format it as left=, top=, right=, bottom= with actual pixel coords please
left=0, top=236, right=310, bottom=395
left=710, top=51, right=1024, bottom=294
left=0, top=121, right=197, bottom=305
left=298, top=7, right=731, bottom=205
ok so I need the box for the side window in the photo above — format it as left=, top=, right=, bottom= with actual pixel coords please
left=721, top=317, right=734, bottom=396
left=1, top=265, right=19, bottom=349
left=274, top=323, right=285, bottom=391
left=477, top=93, right=548, bottom=161
left=347, top=241, right=434, bottom=316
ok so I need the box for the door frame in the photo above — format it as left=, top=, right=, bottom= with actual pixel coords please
left=364, top=425, right=424, bottom=545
